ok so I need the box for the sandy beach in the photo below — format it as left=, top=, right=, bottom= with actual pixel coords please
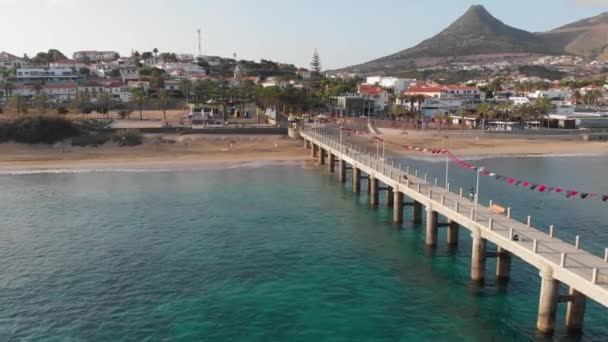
left=353, top=130, right=608, bottom=157
left=0, top=130, right=606, bottom=172
left=0, top=135, right=309, bottom=171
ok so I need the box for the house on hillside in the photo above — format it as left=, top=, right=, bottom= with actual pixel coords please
left=358, top=84, right=389, bottom=114
left=14, top=67, right=80, bottom=84
left=296, top=68, right=312, bottom=80
left=365, top=76, right=416, bottom=95
left=73, top=51, right=119, bottom=62
left=0, top=51, right=23, bottom=69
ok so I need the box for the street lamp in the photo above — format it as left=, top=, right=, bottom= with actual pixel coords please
left=474, top=166, right=484, bottom=220
left=445, top=154, right=449, bottom=188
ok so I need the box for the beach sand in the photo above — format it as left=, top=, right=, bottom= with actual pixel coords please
left=351, top=130, right=608, bottom=157
left=0, top=135, right=309, bottom=171
left=1, top=131, right=607, bottom=172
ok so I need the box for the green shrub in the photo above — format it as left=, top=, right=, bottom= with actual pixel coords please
left=0, top=116, right=81, bottom=144
left=111, top=129, right=143, bottom=146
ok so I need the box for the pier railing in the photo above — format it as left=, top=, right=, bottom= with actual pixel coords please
left=301, top=126, right=608, bottom=311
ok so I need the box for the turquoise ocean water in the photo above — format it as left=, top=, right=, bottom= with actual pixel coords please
left=0, top=156, right=607, bottom=341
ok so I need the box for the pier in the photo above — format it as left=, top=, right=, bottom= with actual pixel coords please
left=301, top=127, right=608, bottom=336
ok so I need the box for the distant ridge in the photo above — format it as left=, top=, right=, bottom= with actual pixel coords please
left=335, top=5, right=606, bottom=75
left=538, top=12, right=608, bottom=62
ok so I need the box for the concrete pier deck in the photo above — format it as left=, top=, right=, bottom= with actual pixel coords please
left=301, top=127, right=608, bottom=334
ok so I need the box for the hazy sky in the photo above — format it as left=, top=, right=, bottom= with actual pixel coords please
left=1, top=0, right=606, bottom=69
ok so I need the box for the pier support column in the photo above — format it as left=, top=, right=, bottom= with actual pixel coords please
left=537, top=267, right=559, bottom=335
left=370, top=177, right=379, bottom=207
left=318, top=148, right=325, bottom=165
left=471, top=234, right=486, bottom=283
left=304, top=139, right=310, bottom=149
left=412, top=201, right=422, bottom=224
left=338, top=160, right=346, bottom=183
left=328, top=153, right=335, bottom=172
left=447, top=220, right=459, bottom=246
left=311, top=144, right=317, bottom=158
left=393, top=190, right=403, bottom=224
left=565, top=288, right=586, bottom=334
left=496, top=247, right=512, bottom=282
left=367, top=175, right=371, bottom=194
left=352, top=167, right=361, bottom=193
left=386, top=187, right=394, bottom=207
left=425, top=208, right=438, bottom=247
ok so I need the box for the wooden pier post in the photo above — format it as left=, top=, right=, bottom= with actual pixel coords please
left=370, top=177, right=379, bottom=207
left=425, top=207, right=438, bottom=247
left=537, top=267, right=559, bottom=335
left=338, top=160, right=346, bottom=183
left=471, top=233, right=487, bottom=283
left=311, top=143, right=317, bottom=158
left=565, top=288, right=586, bottom=334
left=496, top=247, right=511, bottom=281
left=412, top=201, right=422, bottom=224
left=393, top=190, right=403, bottom=224
left=447, top=220, right=459, bottom=246
left=352, top=167, right=360, bottom=193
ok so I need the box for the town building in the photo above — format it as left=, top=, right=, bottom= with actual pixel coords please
left=296, top=68, right=312, bottom=80
left=329, top=95, right=373, bottom=117
left=0, top=51, right=23, bottom=69
left=358, top=84, right=389, bottom=114
left=14, top=67, right=80, bottom=84
left=365, top=76, right=416, bottom=95
left=73, top=51, right=120, bottom=62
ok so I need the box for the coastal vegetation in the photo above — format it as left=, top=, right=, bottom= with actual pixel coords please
left=0, top=115, right=80, bottom=144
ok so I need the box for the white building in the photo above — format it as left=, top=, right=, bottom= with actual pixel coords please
left=73, top=51, right=119, bottom=62
left=510, top=97, right=531, bottom=105
left=365, top=76, right=416, bottom=95
left=261, top=77, right=289, bottom=89
left=154, top=62, right=206, bottom=78
left=296, top=68, right=312, bottom=80
left=119, top=66, right=140, bottom=82
left=50, top=59, right=90, bottom=70
left=358, top=84, right=390, bottom=113
left=13, top=83, right=78, bottom=102
left=15, top=67, right=80, bottom=84
left=527, top=89, right=571, bottom=100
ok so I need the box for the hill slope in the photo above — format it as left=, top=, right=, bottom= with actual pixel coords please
left=537, top=12, right=608, bottom=61
left=339, top=5, right=558, bottom=74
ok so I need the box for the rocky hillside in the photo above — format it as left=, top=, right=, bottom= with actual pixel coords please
left=335, top=5, right=607, bottom=75
left=537, top=12, right=608, bottom=62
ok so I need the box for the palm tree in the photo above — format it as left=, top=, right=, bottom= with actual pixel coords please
left=35, top=92, right=50, bottom=114
left=158, top=89, right=170, bottom=121
left=153, top=48, right=159, bottom=63
left=73, top=91, right=91, bottom=116
left=535, top=97, right=552, bottom=129
left=0, top=80, right=15, bottom=100
left=458, top=108, right=469, bottom=133
left=498, top=101, right=513, bottom=121
left=516, top=103, right=535, bottom=130
left=11, top=94, right=27, bottom=114
left=572, top=90, right=582, bottom=106
left=130, top=88, right=146, bottom=120
left=476, top=102, right=495, bottom=132
left=98, top=92, right=113, bottom=119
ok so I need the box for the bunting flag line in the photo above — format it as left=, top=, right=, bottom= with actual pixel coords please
left=356, top=132, right=608, bottom=204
